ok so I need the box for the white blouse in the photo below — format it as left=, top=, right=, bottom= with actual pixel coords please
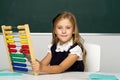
left=47, top=39, right=83, bottom=60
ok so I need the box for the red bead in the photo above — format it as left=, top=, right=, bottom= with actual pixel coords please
left=9, top=49, right=17, bottom=53
left=19, top=49, right=23, bottom=53
left=8, top=44, right=16, bottom=48
left=21, top=45, right=29, bottom=49
left=19, top=49, right=30, bottom=54
left=23, top=50, right=30, bottom=54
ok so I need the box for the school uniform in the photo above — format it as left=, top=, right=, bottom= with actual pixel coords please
left=47, top=39, right=84, bottom=72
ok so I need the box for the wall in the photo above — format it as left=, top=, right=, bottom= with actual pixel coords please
left=0, top=33, right=120, bottom=73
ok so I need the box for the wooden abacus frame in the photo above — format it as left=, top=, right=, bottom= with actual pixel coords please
left=1, top=24, right=38, bottom=75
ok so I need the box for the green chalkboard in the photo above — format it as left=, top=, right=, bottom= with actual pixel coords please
left=0, top=0, right=120, bottom=33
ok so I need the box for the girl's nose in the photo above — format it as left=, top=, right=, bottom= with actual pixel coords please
left=62, top=29, right=66, bottom=34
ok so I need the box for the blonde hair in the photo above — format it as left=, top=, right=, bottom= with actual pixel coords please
left=52, top=11, right=86, bottom=69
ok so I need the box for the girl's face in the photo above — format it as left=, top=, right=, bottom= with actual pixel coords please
left=55, top=18, right=74, bottom=45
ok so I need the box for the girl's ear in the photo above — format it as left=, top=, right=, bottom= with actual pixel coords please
left=54, top=30, right=57, bottom=34
left=73, top=31, right=75, bottom=34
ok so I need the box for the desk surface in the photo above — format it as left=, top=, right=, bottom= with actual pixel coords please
left=0, top=72, right=120, bottom=80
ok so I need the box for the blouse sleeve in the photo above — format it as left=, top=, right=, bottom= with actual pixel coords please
left=47, top=43, right=53, bottom=53
left=69, top=45, right=83, bottom=59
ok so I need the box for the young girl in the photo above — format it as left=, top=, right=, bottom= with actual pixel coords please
left=32, top=11, right=86, bottom=74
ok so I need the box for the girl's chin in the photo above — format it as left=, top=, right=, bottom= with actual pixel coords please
left=60, top=40, right=68, bottom=44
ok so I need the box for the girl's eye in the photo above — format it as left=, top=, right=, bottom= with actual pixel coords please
left=57, top=26, right=62, bottom=29
left=66, top=26, right=71, bottom=29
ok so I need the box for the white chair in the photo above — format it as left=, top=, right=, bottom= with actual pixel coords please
left=84, top=43, right=100, bottom=72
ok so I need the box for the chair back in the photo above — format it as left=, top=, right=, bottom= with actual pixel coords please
left=84, top=43, right=100, bottom=72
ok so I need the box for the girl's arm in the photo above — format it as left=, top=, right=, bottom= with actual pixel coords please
left=40, top=54, right=79, bottom=74
left=40, top=53, right=52, bottom=66
left=32, top=53, right=52, bottom=74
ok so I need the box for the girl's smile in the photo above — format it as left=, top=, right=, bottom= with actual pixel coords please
left=61, top=35, right=67, bottom=37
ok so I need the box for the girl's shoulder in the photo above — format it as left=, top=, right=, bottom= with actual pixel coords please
left=69, top=44, right=83, bottom=60
left=48, top=42, right=54, bottom=49
left=70, top=43, right=81, bottom=51
left=47, top=42, right=57, bottom=50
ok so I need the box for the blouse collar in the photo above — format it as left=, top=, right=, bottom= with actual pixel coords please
left=56, top=39, right=73, bottom=52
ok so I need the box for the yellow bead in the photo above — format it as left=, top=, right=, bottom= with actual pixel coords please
left=19, top=35, right=27, bottom=39
left=6, top=40, right=15, bottom=43
left=20, top=40, right=28, bottom=44
left=6, top=35, right=14, bottom=39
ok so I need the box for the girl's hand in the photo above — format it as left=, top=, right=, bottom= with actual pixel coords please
left=32, top=59, right=40, bottom=74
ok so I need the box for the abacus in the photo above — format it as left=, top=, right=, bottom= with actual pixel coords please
left=1, top=24, right=38, bottom=75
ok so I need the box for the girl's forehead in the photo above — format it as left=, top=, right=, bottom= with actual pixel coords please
left=56, top=18, right=72, bottom=24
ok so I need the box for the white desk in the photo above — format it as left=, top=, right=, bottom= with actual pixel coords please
left=0, top=72, right=120, bottom=80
